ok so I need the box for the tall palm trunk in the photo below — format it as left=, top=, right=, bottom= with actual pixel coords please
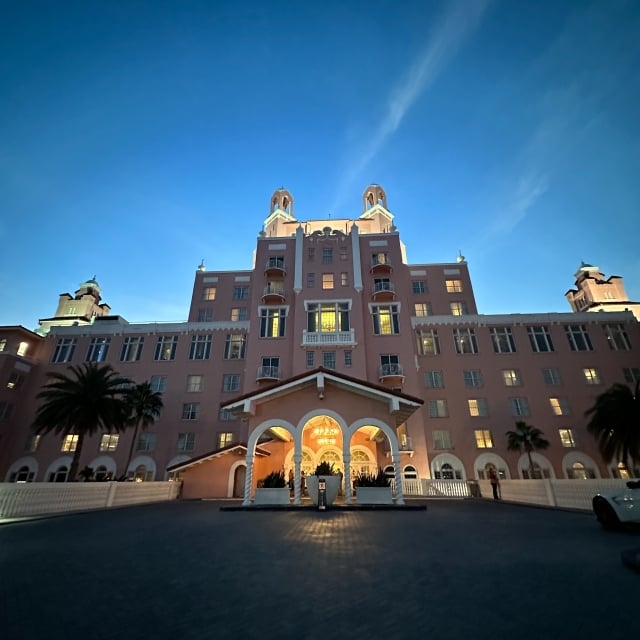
left=68, top=432, right=86, bottom=482
left=122, top=420, right=141, bottom=480
left=526, top=449, right=535, bottom=478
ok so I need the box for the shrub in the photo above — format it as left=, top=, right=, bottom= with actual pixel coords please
left=314, top=461, right=336, bottom=476
left=257, top=470, right=286, bottom=488
left=354, top=468, right=390, bottom=487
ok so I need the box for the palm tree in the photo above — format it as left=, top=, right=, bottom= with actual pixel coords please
left=506, top=420, right=550, bottom=479
left=33, top=363, right=132, bottom=482
left=586, top=382, right=640, bottom=475
left=121, top=381, right=164, bottom=480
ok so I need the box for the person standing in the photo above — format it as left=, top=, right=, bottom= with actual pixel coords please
left=488, top=467, right=500, bottom=500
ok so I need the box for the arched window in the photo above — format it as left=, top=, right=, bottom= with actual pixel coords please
left=523, top=463, right=550, bottom=479
left=301, top=450, right=314, bottom=475
left=10, top=465, right=34, bottom=482
left=49, top=466, right=68, bottom=483
left=319, top=449, right=341, bottom=471
left=441, top=463, right=454, bottom=480
left=403, top=465, right=418, bottom=479
left=350, top=449, right=374, bottom=474
left=132, top=465, right=153, bottom=482
left=94, top=465, right=113, bottom=481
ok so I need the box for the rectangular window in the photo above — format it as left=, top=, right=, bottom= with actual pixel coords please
left=565, top=324, right=593, bottom=351
left=468, top=398, right=488, bottom=417
left=454, top=328, right=478, bottom=354
left=218, top=432, right=234, bottom=449
left=474, top=429, right=493, bottom=449
left=25, top=434, right=41, bottom=452
left=224, top=334, right=246, bottom=359
left=425, top=371, right=444, bottom=388
left=433, top=430, right=452, bottom=450
left=372, top=304, right=400, bottom=335
left=340, top=247, right=348, bottom=261
left=0, top=401, right=14, bottom=420
left=412, top=280, right=427, bottom=294
left=428, top=399, right=448, bottom=418
left=583, top=368, right=601, bottom=385
left=177, top=432, right=196, bottom=452
left=559, top=428, right=576, bottom=448
left=233, top=286, right=249, bottom=300
left=603, top=323, right=631, bottom=350
left=86, top=337, right=110, bottom=362
left=307, top=273, right=315, bottom=288
left=306, top=351, right=315, bottom=368
left=154, top=335, right=178, bottom=361
left=322, top=273, right=334, bottom=290
left=490, top=327, right=516, bottom=353
left=414, top=302, right=432, bottom=317
left=99, top=434, right=120, bottom=452
left=61, top=434, right=79, bottom=452
left=306, top=302, right=350, bottom=333
left=450, top=301, right=467, bottom=316
left=17, top=341, right=29, bottom=357
left=120, top=337, right=144, bottom=362
left=150, top=375, right=167, bottom=393
left=137, top=433, right=156, bottom=451
left=417, top=329, right=440, bottom=355
left=379, top=354, right=401, bottom=376
left=542, top=367, right=561, bottom=386
left=189, top=335, right=212, bottom=360
left=372, top=252, right=388, bottom=266
left=0, top=339, right=6, bottom=352
left=549, top=397, right=570, bottom=416
left=528, top=326, right=554, bottom=352
left=463, top=370, right=483, bottom=387
left=344, top=350, right=352, bottom=367
left=6, top=372, right=24, bottom=390
left=623, top=367, right=640, bottom=384
left=260, top=308, right=287, bottom=337
left=182, top=403, right=200, bottom=420
left=219, top=408, right=236, bottom=421
left=197, top=308, right=213, bottom=322
left=509, top=397, right=530, bottom=417
left=202, top=287, right=216, bottom=300
left=341, top=272, right=349, bottom=287
left=308, top=247, right=315, bottom=261
left=266, top=256, right=285, bottom=270
left=323, top=351, right=336, bottom=370
left=322, top=248, right=333, bottom=264
left=231, top=307, right=248, bottom=321
left=186, top=375, right=203, bottom=392
left=222, top=374, right=240, bottom=392
left=445, top=279, right=463, bottom=293
left=502, top=369, right=521, bottom=386
left=52, top=338, right=76, bottom=363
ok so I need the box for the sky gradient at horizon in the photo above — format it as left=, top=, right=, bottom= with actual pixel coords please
left=1, top=0, right=639, bottom=328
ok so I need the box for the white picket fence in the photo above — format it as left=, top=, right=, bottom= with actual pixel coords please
left=0, top=481, right=181, bottom=520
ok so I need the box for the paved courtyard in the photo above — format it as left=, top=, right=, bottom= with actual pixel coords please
left=1, top=499, right=637, bottom=639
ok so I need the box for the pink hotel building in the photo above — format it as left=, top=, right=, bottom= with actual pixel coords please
left=1, top=185, right=639, bottom=502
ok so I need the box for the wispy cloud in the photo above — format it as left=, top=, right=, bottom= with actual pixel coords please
left=332, top=1, right=491, bottom=212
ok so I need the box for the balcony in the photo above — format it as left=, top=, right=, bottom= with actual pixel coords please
left=264, top=258, right=286, bottom=277
left=371, top=281, right=396, bottom=301
left=256, top=365, right=281, bottom=382
left=302, top=329, right=356, bottom=346
left=262, top=285, right=286, bottom=304
left=378, top=362, right=405, bottom=383
left=385, top=436, right=414, bottom=457
left=369, top=257, right=393, bottom=275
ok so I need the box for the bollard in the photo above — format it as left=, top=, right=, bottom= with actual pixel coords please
left=318, top=477, right=327, bottom=511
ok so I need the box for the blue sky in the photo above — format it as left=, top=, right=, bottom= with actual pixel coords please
left=1, top=0, right=639, bottom=328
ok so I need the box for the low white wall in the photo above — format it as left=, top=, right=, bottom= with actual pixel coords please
left=0, top=481, right=181, bottom=520
left=477, top=478, right=632, bottom=510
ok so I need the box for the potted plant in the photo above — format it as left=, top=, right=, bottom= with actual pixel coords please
left=254, top=470, right=290, bottom=505
left=306, top=461, right=342, bottom=506
left=354, top=468, right=393, bottom=504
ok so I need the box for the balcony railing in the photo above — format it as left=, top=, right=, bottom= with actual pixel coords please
left=379, top=363, right=404, bottom=379
left=264, top=259, right=286, bottom=274
left=262, top=285, right=285, bottom=301
left=372, top=281, right=396, bottom=300
left=256, top=365, right=281, bottom=381
left=370, top=257, right=393, bottom=273
left=302, top=329, right=356, bottom=346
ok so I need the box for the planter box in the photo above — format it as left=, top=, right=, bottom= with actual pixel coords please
left=306, top=475, right=341, bottom=506
left=356, top=486, right=393, bottom=505
left=254, top=487, right=290, bottom=505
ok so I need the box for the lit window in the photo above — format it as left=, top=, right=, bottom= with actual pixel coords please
left=475, top=430, right=493, bottom=448
left=306, top=302, right=350, bottom=333
left=6, top=372, right=24, bottom=390
left=428, top=399, right=448, bottom=417
left=24, top=434, right=41, bottom=452
left=189, top=335, right=212, bottom=360
left=222, top=374, right=240, bottom=392
left=181, top=403, right=200, bottom=420
left=454, top=328, right=478, bottom=354
left=490, top=327, right=516, bottom=353
left=86, top=337, right=111, bottom=363
left=17, top=342, right=29, bottom=357
left=177, top=432, right=196, bottom=452
left=509, top=397, right=530, bottom=417
left=202, top=287, right=216, bottom=300
left=323, top=351, right=336, bottom=370
left=468, top=398, right=488, bottom=417
left=372, top=304, right=400, bottom=335
left=414, top=302, right=432, bottom=317
left=233, top=286, right=249, bottom=300
left=341, top=272, right=349, bottom=287
left=52, top=338, right=76, bottom=363
left=231, top=307, right=248, bottom=321
left=542, top=368, right=561, bottom=385
left=445, top=279, right=462, bottom=293
left=99, top=434, right=120, bottom=452
left=528, top=326, right=554, bottom=352
left=197, top=308, right=213, bottom=322
left=559, top=428, right=576, bottom=448
left=218, top=432, right=234, bottom=449
left=417, top=329, right=439, bottom=355
left=136, top=433, right=156, bottom=451
left=549, top=397, right=570, bottom=416
left=603, top=323, right=631, bottom=350
left=583, top=368, right=601, bottom=385
left=150, top=375, right=167, bottom=393
left=450, top=301, right=467, bottom=316
left=120, top=337, right=144, bottom=362
left=224, top=334, right=246, bottom=359
left=433, top=430, right=452, bottom=449
left=412, top=281, right=427, bottom=294
left=372, top=252, right=388, bottom=266
left=425, top=371, right=444, bottom=388
left=61, top=434, right=79, bottom=452
left=154, top=336, right=178, bottom=361
left=502, top=369, right=521, bottom=386
left=565, top=325, right=593, bottom=352
left=0, top=339, right=6, bottom=352
left=322, top=273, right=334, bottom=290
left=260, top=308, right=287, bottom=337
left=186, top=375, right=203, bottom=392
left=463, top=370, right=483, bottom=387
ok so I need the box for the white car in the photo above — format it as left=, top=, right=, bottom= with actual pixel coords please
left=593, top=480, right=640, bottom=529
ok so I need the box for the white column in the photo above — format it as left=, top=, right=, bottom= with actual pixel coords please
left=351, top=223, right=362, bottom=292
left=392, top=453, right=405, bottom=505
left=343, top=453, right=352, bottom=504
left=293, top=453, right=302, bottom=505
left=243, top=454, right=254, bottom=506
left=294, top=224, right=303, bottom=293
